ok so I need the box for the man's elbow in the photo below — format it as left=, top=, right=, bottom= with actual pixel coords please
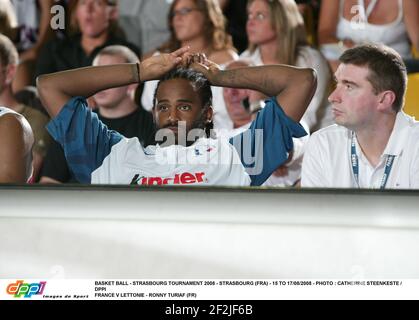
left=302, top=68, right=318, bottom=100
left=36, top=74, right=47, bottom=101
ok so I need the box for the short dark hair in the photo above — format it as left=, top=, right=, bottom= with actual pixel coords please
left=153, top=68, right=213, bottom=136
left=0, top=34, right=18, bottom=67
left=339, top=44, right=407, bottom=112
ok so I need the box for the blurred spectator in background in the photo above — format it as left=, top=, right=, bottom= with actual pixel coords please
left=318, top=0, right=419, bottom=73
left=0, top=34, right=51, bottom=181
left=157, top=0, right=237, bottom=65
left=241, top=0, right=332, bottom=132
left=141, top=0, right=238, bottom=130
left=40, top=45, right=154, bottom=184
left=0, top=0, right=55, bottom=92
left=302, top=45, right=419, bottom=189
left=222, top=60, right=253, bottom=133
left=118, top=0, right=172, bottom=56
left=220, top=0, right=248, bottom=53
left=0, top=106, right=34, bottom=183
left=295, top=0, right=321, bottom=46
left=35, top=0, right=140, bottom=80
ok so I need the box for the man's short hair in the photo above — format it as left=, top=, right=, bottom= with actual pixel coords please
left=93, top=45, right=139, bottom=65
left=0, top=34, right=18, bottom=67
left=339, top=44, right=407, bottom=112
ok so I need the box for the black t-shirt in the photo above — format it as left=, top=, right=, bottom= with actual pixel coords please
left=41, top=107, right=155, bottom=183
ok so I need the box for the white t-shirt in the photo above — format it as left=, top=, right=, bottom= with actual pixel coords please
left=47, top=97, right=307, bottom=186
left=301, top=112, right=419, bottom=189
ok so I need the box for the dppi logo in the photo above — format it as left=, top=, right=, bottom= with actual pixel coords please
left=6, top=280, right=46, bottom=298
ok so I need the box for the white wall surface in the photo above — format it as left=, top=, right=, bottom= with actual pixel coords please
left=1, top=187, right=418, bottom=279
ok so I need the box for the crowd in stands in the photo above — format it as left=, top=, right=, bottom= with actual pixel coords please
left=0, top=0, right=418, bottom=188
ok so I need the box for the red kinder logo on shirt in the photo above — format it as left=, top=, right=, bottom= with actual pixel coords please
left=130, top=172, right=206, bottom=185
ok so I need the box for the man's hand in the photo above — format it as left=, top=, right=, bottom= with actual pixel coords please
left=139, top=46, right=190, bottom=82
left=188, top=53, right=222, bottom=84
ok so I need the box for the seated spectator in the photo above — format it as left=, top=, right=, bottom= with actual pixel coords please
left=301, top=44, right=419, bottom=189
left=222, top=60, right=310, bottom=187
left=40, top=45, right=154, bottom=184
left=0, top=106, right=34, bottom=183
left=0, top=34, right=51, bottom=181
left=295, top=0, right=321, bottom=46
left=37, top=48, right=316, bottom=186
left=35, top=0, right=140, bottom=79
left=222, top=60, right=253, bottom=133
left=241, top=0, right=333, bottom=133
left=14, top=85, right=48, bottom=117
left=141, top=0, right=238, bottom=130
left=318, top=0, right=419, bottom=73
left=118, top=0, right=172, bottom=56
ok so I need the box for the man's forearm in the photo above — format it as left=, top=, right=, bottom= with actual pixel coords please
left=37, top=64, right=139, bottom=118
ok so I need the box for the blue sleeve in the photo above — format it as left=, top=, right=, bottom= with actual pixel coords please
left=229, top=97, right=307, bottom=186
left=46, top=97, right=123, bottom=183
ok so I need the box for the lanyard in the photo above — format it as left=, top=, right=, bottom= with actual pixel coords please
left=351, top=132, right=396, bottom=189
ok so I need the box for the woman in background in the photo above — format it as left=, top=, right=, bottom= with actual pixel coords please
left=35, top=0, right=139, bottom=79
left=318, top=0, right=419, bottom=72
